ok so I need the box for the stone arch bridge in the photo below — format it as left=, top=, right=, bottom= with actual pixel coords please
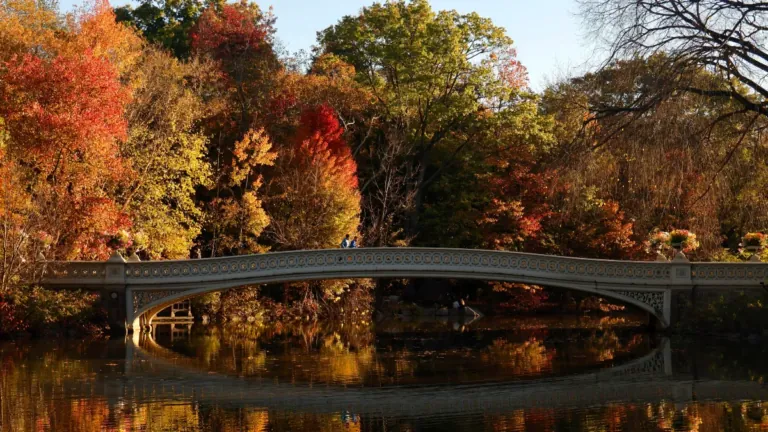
left=41, top=248, right=768, bottom=332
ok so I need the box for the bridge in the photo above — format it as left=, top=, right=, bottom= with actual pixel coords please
left=41, top=247, right=768, bottom=332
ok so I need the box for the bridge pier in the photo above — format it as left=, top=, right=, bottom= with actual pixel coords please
left=102, top=251, right=129, bottom=334
left=100, top=286, right=127, bottom=334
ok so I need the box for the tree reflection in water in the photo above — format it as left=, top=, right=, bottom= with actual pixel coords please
left=154, top=318, right=653, bottom=385
left=3, top=318, right=768, bottom=431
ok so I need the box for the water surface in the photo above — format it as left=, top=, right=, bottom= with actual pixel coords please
left=2, top=315, right=768, bottom=431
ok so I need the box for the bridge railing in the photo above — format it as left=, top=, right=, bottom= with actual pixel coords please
left=44, top=261, right=107, bottom=283
left=41, top=248, right=768, bottom=288
left=42, top=248, right=675, bottom=284
left=690, top=262, right=768, bottom=286
left=126, top=249, right=673, bottom=283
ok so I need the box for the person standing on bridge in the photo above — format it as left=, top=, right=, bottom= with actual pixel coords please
left=126, top=248, right=141, bottom=262
left=340, top=234, right=351, bottom=248
left=350, top=237, right=358, bottom=248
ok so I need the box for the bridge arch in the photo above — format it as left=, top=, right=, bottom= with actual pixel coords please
left=131, top=271, right=668, bottom=330
left=118, top=248, right=673, bottom=330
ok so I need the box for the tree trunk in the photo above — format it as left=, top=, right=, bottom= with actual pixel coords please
left=406, top=152, right=429, bottom=240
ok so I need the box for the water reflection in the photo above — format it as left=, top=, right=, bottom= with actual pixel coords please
left=151, top=317, right=655, bottom=386
left=2, top=316, right=768, bottom=431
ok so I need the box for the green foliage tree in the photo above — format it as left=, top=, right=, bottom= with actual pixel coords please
left=317, top=0, right=535, bottom=241
left=115, top=0, right=222, bottom=58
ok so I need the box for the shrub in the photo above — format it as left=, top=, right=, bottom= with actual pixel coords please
left=743, top=232, right=766, bottom=248
left=0, top=286, right=106, bottom=336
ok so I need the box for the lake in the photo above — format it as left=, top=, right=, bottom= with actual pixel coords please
left=2, top=315, right=768, bottom=431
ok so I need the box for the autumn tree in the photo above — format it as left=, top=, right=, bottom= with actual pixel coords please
left=0, top=0, right=59, bottom=62
left=545, top=191, right=637, bottom=259
left=188, top=1, right=281, bottom=256
left=0, top=118, right=48, bottom=291
left=542, top=58, right=768, bottom=256
left=207, top=128, right=276, bottom=255
left=191, top=0, right=279, bottom=135
left=419, top=96, right=555, bottom=250
left=576, top=0, right=768, bottom=211
left=265, top=105, right=360, bottom=250
left=117, top=47, right=213, bottom=259
left=267, top=54, right=371, bottom=147
left=64, top=0, right=144, bottom=75
left=580, top=0, right=768, bottom=119
left=115, top=0, right=222, bottom=58
left=317, top=0, right=536, bottom=242
left=0, top=0, right=151, bottom=264
left=0, top=52, right=132, bottom=260
left=262, top=104, right=363, bottom=316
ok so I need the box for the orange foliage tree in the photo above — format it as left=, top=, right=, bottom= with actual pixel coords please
left=0, top=51, right=132, bottom=260
left=0, top=0, right=59, bottom=61
left=63, top=0, right=144, bottom=75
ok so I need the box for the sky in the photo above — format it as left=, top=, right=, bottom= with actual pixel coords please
left=59, top=0, right=602, bottom=90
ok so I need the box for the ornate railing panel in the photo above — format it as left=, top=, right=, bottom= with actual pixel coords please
left=44, top=261, right=107, bottom=282
left=691, top=263, right=768, bottom=285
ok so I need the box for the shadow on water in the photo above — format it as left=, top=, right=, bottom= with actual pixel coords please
left=3, top=315, right=768, bottom=431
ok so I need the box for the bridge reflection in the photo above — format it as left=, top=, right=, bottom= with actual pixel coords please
left=6, top=331, right=768, bottom=431
left=113, top=333, right=747, bottom=415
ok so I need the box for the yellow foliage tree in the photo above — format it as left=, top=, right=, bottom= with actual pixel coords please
left=0, top=0, right=59, bottom=61
left=207, top=129, right=276, bottom=255
left=117, top=47, right=213, bottom=259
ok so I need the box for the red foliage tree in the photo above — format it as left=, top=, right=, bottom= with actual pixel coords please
left=191, top=2, right=270, bottom=62
left=265, top=104, right=360, bottom=250
left=293, top=104, right=358, bottom=189
left=546, top=196, right=638, bottom=259
left=191, top=1, right=278, bottom=134
left=480, top=158, right=638, bottom=259
left=480, top=162, right=555, bottom=252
